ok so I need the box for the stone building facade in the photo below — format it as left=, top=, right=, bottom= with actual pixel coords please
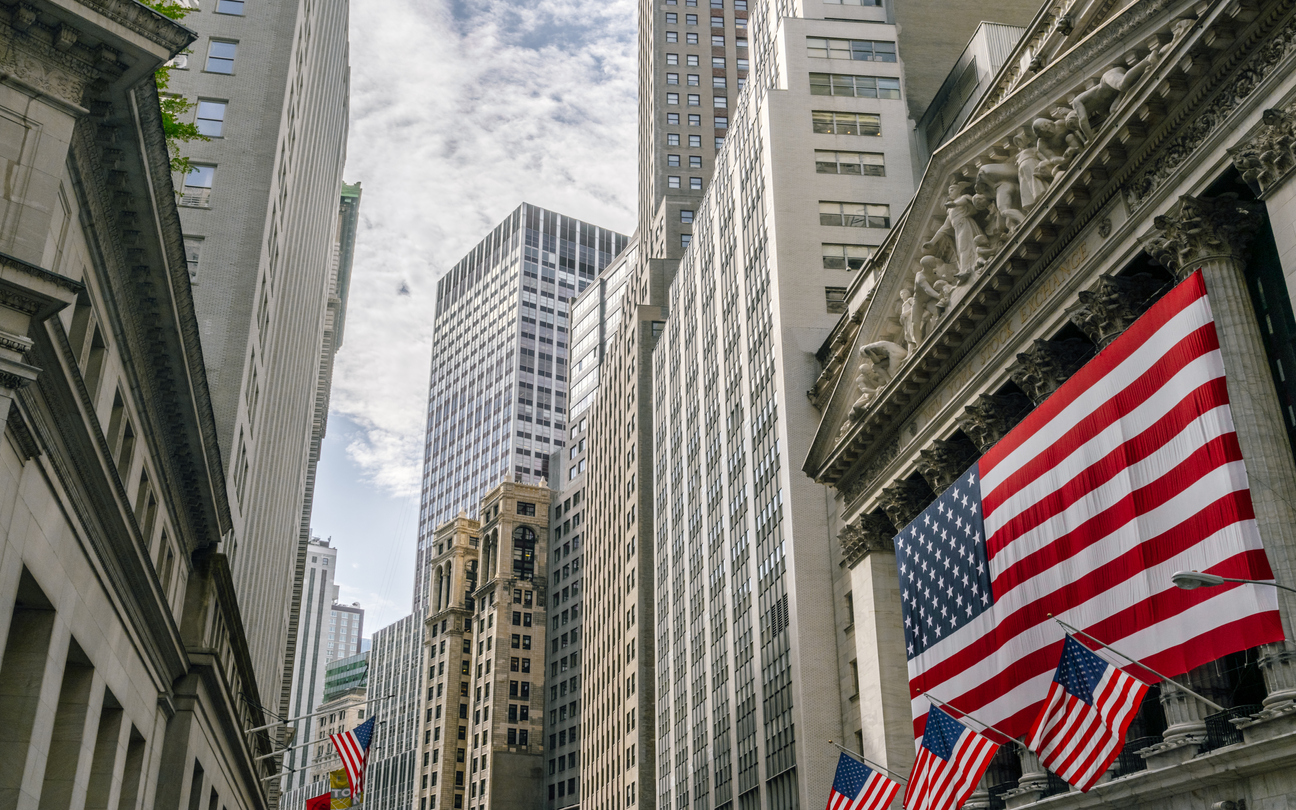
left=0, top=1, right=278, bottom=809
left=803, top=0, right=1296, bottom=806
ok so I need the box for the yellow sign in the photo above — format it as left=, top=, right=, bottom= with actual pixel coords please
left=330, top=769, right=352, bottom=809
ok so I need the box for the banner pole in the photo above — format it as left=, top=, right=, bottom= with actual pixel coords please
left=922, top=693, right=1027, bottom=751
left=826, top=740, right=908, bottom=784
left=1051, top=617, right=1226, bottom=712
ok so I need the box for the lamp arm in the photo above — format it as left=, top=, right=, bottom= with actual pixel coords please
left=1221, top=576, right=1296, bottom=596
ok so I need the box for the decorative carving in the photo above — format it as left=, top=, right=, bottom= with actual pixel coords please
left=846, top=340, right=908, bottom=418
left=808, top=311, right=862, bottom=409
left=923, top=182, right=985, bottom=278
left=1143, top=194, right=1263, bottom=279
left=1066, top=273, right=1168, bottom=347
left=958, top=393, right=1033, bottom=452
left=1097, top=216, right=1112, bottom=238
left=916, top=437, right=981, bottom=493
left=1128, top=13, right=1296, bottom=209
left=1055, top=13, right=1074, bottom=36
left=54, top=25, right=78, bottom=52
left=1009, top=339, right=1095, bottom=404
left=6, top=407, right=39, bottom=461
left=1071, top=49, right=1162, bottom=141
left=879, top=478, right=933, bottom=529
left=839, top=512, right=896, bottom=567
left=1230, top=107, right=1296, bottom=196
left=839, top=436, right=901, bottom=505
left=12, top=4, right=37, bottom=31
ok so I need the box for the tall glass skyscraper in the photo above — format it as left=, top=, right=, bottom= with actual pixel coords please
left=413, top=203, right=628, bottom=614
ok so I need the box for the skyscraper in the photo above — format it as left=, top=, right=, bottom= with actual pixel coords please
left=582, top=0, right=1040, bottom=808
left=413, top=204, right=629, bottom=616
left=164, top=0, right=353, bottom=711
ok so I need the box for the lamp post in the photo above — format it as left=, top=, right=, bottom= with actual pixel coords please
left=1171, top=570, right=1296, bottom=595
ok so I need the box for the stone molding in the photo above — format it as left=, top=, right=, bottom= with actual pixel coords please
left=1008, top=338, right=1096, bottom=403
left=809, top=309, right=863, bottom=409
left=879, top=478, right=933, bottom=529
left=1143, top=193, right=1264, bottom=277
left=916, top=437, right=981, bottom=492
left=1065, top=272, right=1169, bottom=346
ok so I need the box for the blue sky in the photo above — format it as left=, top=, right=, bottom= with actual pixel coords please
left=312, top=0, right=638, bottom=634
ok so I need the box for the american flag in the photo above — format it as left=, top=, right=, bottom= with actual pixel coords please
left=1025, top=636, right=1149, bottom=791
left=825, top=752, right=899, bottom=810
left=903, top=704, right=998, bottom=810
left=898, top=270, right=1283, bottom=742
left=329, top=717, right=375, bottom=797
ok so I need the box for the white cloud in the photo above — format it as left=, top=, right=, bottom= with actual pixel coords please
left=335, top=0, right=638, bottom=497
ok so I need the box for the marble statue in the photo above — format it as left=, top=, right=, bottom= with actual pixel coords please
left=922, top=182, right=985, bottom=276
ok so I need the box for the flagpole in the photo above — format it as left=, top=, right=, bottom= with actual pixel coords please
left=1051, top=617, right=1226, bottom=712
left=922, top=693, right=1028, bottom=751
left=826, top=740, right=908, bottom=784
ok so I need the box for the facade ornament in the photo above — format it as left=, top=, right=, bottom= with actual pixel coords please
left=808, top=311, right=862, bottom=409
left=1143, top=194, right=1263, bottom=279
left=879, top=478, right=933, bottom=529
left=1009, top=338, right=1095, bottom=404
left=12, top=3, right=37, bottom=31
left=838, top=512, right=896, bottom=567
left=1071, top=49, right=1161, bottom=141
left=1230, top=106, right=1296, bottom=196
left=958, top=392, right=1033, bottom=452
left=848, top=340, right=908, bottom=416
left=1055, top=13, right=1074, bottom=36
left=1098, top=216, right=1112, bottom=238
left=923, top=182, right=985, bottom=277
left=916, top=437, right=980, bottom=493
left=1066, top=273, right=1168, bottom=347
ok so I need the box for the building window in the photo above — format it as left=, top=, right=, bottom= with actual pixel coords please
left=215, top=0, right=244, bottom=13
left=687, top=54, right=700, bottom=66
left=711, top=15, right=723, bottom=26
left=688, top=114, right=701, bottom=126
left=668, top=113, right=680, bottom=125
left=737, top=57, right=748, bottom=70
left=714, top=96, right=727, bottom=107
left=183, top=236, right=203, bottom=281
left=667, top=31, right=678, bottom=42
left=686, top=12, right=697, bottom=23
left=687, top=74, right=700, bottom=86
left=680, top=210, right=694, bottom=223
left=179, top=165, right=215, bottom=207
left=195, top=100, right=227, bottom=137
left=819, top=201, right=890, bottom=228
left=809, top=73, right=901, bottom=99
left=668, top=154, right=681, bottom=167
left=812, top=110, right=882, bottom=136
left=688, top=134, right=701, bottom=147
left=668, top=176, right=681, bottom=188
left=681, top=234, right=692, bottom=249
left=667, top=52, right=679, bottom=64
left=205, top=40, right=238, bottom=73
left=667, top=72, right=679, bottom=84
left=689, top=156, right=702, bottom=168
left=713, top=76, right=726, bottom=88
left=825, top=287, right=848, bottom=314
left=687, top=94, right=700, bottom=106
left=667, top=92, right=679, bottom=105
left=689, top=177, right=702, bottom=190
left=824, top=0, right=881, bottom=4
left=711, top=34, right=724, bottom=46
left=714, top=116, right=728, bottom=128
left=814, top=150, right=885, bottom=176
left=517, top=501, right=536, bottom=516
left=713, top=56, right=725, bottom=68
left=667, top=133, right=680, bottom=145
left=822, top=243, right=876, bottom=270
left=806, top=37, right=896, bottom=61
left=686, top=32, right=698, bottom=43
left=666, top=11, right=677, bottom=22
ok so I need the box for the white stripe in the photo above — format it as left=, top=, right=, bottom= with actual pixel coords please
left=910, top=574, right=1278, bottom=725
left=910, top=510, right=1265, bottom=702
left=982, top=297, right=1214, bottom=493
left=984, top=361, right=1229, bottom=538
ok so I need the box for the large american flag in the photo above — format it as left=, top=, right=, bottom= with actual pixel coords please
left=903, top=705, right=998, bottom=810
left=825, top=753, right=899, bottom=810
left=1025, top=636, right=1149, bottom=791
left=329, top=717, right=375, bottom=798
left=898, top=270, right=1283, bottom=741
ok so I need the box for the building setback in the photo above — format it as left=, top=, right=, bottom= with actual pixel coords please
left=164, top=0, right=353, bottom=714
left=0, top=0, right=281, bottom=808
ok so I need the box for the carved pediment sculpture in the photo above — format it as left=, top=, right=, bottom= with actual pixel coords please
left=958, top=392, right=1034, bottom=452
left=809, top=310, right=863, bottom=409
left=1065, top=273, right=1168, bottom=347
left=1009, top=338, right=1096, bottom=404
left=839, top=512, right=897, bottom=567
left=1229, top=106, right=1296, bottom=197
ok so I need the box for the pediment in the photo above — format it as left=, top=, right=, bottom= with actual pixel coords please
left=804, top=0, right=1280, bottom=485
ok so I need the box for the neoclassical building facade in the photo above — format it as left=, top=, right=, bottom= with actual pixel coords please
left=0, top=1, right=277, bottom=809
left=804, top=0, right=1296, bottom=805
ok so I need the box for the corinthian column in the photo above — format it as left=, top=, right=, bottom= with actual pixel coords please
left=1145, top=194, right=1296, bottom=713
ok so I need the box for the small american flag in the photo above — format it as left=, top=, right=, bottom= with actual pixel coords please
left=1025, top=636, right=1148, bottom=791
left=329, top=717, right=375, bottom=798
left=898, top=270, right=1283, bottom=742
left=903, top=705, right=998, bottom=810
left=825, top=752, right=899, bottom=810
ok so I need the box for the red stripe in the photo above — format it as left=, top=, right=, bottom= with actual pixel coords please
left=910, top=550, right=1281, bottom=739
left=982, top=272, right=1206, bottom=477
left=991, top=432, right=1244, bottom=595
left=986, top=376, right=1231, bottom=555
left=912, top=493, right=1256, bottom=702
left=983, top=323, right=1222, bottom=526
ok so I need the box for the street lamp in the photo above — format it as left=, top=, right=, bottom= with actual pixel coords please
left=1171, top=570, right=1296, bottom=595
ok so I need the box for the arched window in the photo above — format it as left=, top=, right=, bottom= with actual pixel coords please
left=513, top=527, right=537, bottom=580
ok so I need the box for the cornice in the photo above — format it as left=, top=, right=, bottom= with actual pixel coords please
left=805, top=0, right=1282, bottom=488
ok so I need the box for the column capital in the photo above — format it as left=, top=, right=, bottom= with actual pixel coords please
left=1144, top=194, right=1265, bottom=278
left=1008, top=338, right=1095, bottom=404
left=879, top=479, right=932, bottom=530
left=916, top=437, right=979, bottom=493
left=957, top=392, right=1033, bottom=453
left=1228, top=107, right=1296, bottom=197
left=838, top=512, right=895, bottom=568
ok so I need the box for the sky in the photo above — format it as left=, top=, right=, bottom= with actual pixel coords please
left=309, top=0, right=639, bottom=634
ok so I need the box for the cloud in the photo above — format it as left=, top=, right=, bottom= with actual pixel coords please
left=335, top=0, right=638, bottom=497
